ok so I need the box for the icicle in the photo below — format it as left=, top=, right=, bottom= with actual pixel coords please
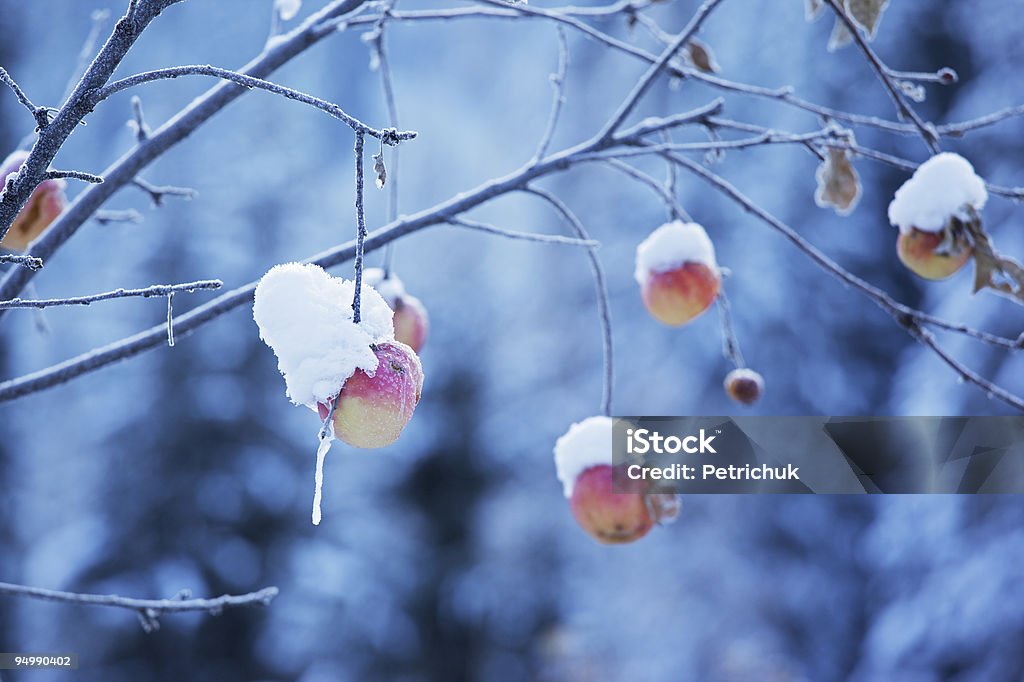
left=311, top=433, right=333, bottom=526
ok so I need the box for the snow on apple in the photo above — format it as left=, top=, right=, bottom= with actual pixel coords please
left=888, top=153, right=987, bottom=233
left=554, top=416, right=678, bottom=545
left=253, top=262, right=394, bottom=408
left=634, top=220, right=721, bottom=326
left=888, top=153, right=986, bottom=280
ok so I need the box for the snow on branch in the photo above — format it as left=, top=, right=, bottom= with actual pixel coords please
left=0, top=253, right=43, bottom=270
left=0, top=280, right=222, bottom=310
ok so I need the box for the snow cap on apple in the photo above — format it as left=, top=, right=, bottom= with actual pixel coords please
left=0, top=150, right=68, bottom=252
left=252, top=262, right=423, bottom=449
left=888, top=153, right=986, bottom=280
left=634, top=220, right=721, bottom=326
left=554, top=416, right=678, bottom=545
left=363, top=267, right=429, bottom=353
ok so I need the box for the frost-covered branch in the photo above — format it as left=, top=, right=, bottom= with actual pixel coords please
left=131, top=178, right=197, bottom=206
left=0, top=581, right=278, bottom=634
left=522, top=186, right=615, bottom=416
left=45, top=170, right=104, bottom=184
left=0, top=0, right=371, bottom=307
left=0, top=66, right=51, bottom=131
left=0, top=254, right=43, bottom=270
left=444, top=215, right=600, bottom=247
left=531, top=26, right=569, bottom=165
left=661, top=149, right=1024, bottom=411
left=0, top=280, right=222, bottom=310
left=96, top=65, right=417, bottom=142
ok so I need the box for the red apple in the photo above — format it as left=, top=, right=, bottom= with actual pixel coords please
left=317, top=341, right=423, bottom=448
left=896, top=227, right=972, bottom=280
left=569, top=464, right=654, bottom=544
left=0, top=150, right=67, bottom=252
left=641, top=262, right=721, bottom=326
left=363, top=268, right=429, bottom=353
left=724, top=368, right=765, bottom=406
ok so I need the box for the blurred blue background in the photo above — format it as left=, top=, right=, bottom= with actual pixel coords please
left=2, top=0, right=1024, bottom=680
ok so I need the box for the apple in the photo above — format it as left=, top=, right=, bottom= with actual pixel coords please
left=317, top=340, right=424, bottom=448
left=896, top=227, right=972, bottom=280
left=569, top=464, right=655, bottom=544
left=724, top=368, right=765, bottom=405
left=363, top=268, right=429, bottom=353
left=635, top=221, right=721, bottom=326
left=0, top=150, right=67, bottom=252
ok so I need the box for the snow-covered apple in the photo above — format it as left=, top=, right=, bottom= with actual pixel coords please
left=0, top=150, right=67, bottom=252
left=554, top=416, right=679, bottom=544
left=318, top=340, right=424, bottom=449
left=363, top=268, right=429, bottom=353
left=634, top=221, right=721, bottom=326
left=888, top=153, right=986, bottom=281
left=724, top=368, right=764, bottom=406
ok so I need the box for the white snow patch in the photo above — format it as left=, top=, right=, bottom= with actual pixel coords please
left=554, top=416, right=613, bottom=497
left=634, top=220, right=717, bottom=284
left=888, top=153, right=988, bottom=233
left=253, top=262, right=394, bottom=408
left=276, top=0, right=302, bottom=21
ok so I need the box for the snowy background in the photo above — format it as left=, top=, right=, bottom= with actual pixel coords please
left=2, top=0, right=1024, bottom=680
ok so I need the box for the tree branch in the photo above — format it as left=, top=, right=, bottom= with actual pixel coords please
left=0, top=280, right=221, bottom=310
left=0, top=581, right=278, bottom=634
left=0, top=254, right=43, bottom=271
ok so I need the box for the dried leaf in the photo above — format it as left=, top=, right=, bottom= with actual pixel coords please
left=814, top=148, right=862, bottom=215
left=846, top=0, right=890, bottom=38
left=962, top=208, right=1024, bottom=303
left=805, top=0, right=825, bottom=21
left=373, top=152, right=387, bottom=190
left=827, top=0, right=890, bottom=50
left=684, top=38, right=720, bottom=74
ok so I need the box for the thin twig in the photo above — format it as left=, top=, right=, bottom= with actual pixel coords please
left=0, top=581, right=277, bottom=633
left=601, top=159, right=690, bottom=221
left=444, top=216, right=600, bottom=247
left=129, top=95, right=151, bottom=143
left=352, top=132, right=367, bottom=324
left=532, top=26, right=569, bottom=165
left=716, top=288, right=744, bottom=368
left=823, top=0, right=939, bottom=153
left=0, top=254, right=43, bottom=270
left=0, top=280, right=222, bottom=310
left=131, top=178, right=197, bottom=206
left=94, top=209, right=144, bottom=225
left=372, top=3, right=401, bottom=273
left=595, top=0, right=725, bottom=141
left=523, top=186, right=614, bottom=416
left=45, top=170, right=104, bottom=184
left=96, top=64, right=416, bottom=143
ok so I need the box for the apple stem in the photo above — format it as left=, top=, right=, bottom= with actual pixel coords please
left=716, top=288, right=745, bottom=369
left=352, top=131, right=367, bottom=325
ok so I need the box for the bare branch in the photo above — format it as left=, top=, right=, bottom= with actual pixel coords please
left=595, top=0, right=725, bottom=141
left=0, top=280, right=222, bottom=310
left=823, top=0, right=939, bottom=152
left=0, top=254, right=43, bottom=271
left=444, top=215, right=600, bottom=247
left=532, top=26, right=569, bottom=165
left=0, top=66, right=49, bottom=130
left=96, top=64, right=416, bottom=143
left=0, top=581, right=278, bottom=634
left=132, top=178, right=197, bottom=206
left=45, top=170, right=104, bottom=184
left=601, top=159, right=690, bottom=221
left=522, top=186, right=615, bottom=416
left=128, top=95, right=151, bottom=143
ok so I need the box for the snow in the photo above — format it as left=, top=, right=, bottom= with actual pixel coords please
left=554, top=416, right=613, bottom=497
left=253, top=263, right=394, bottom=409
left=634, top=221, right=718, bottom=284
left=887, top=153, right=988, bottom=233
left=276, top=0, right=301, bottom=21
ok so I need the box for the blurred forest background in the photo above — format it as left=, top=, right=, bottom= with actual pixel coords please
left=2, top=0, right=1024, bottom=680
